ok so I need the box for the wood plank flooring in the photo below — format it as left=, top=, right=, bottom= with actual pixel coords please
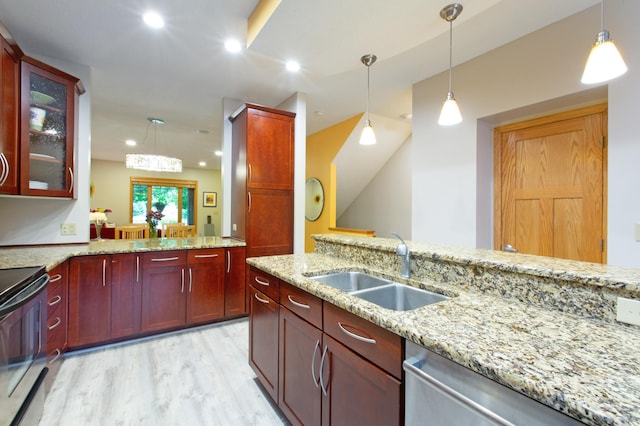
left=40, top=318, right=289, bottom=426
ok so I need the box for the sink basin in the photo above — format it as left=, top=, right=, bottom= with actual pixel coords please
left=311, top=271, right=392, bottom=292
left=352, top=284, right=449, bottom=311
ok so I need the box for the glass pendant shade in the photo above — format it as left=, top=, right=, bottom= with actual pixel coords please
left=438, top=92, right=462, bottom=126
left=581, top=31, right=627, bottom=84
left=359, top=120, right=376, bottom=145
left=126, top=154, right=182, bottom=172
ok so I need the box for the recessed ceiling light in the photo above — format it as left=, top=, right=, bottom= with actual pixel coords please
left=125, top=139, right=137, bottom=147
left=400, top=113, right=413, bottom=120
left=225, top=39, right=241, bottom=53
left=196, top=129, right=210, bottom=135
left=143, top=11, right=164, bottom=29
left=199, top=161, right=206, bottom=167
left=286, top=60, right=300, bottom=72
left=214, top=150, right=223, bottom=157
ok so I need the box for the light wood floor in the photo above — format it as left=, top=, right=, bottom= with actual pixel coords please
left=40, top=318, right=289, bottom=426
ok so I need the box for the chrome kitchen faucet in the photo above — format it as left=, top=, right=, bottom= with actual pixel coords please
left=391, top=232, right=410, bottom=278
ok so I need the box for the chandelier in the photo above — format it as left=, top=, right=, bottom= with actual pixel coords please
left=125, top=118, right=182, bottom=173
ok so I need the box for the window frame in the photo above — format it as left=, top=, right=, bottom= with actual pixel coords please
left=129, top=176, right=198, bottom=225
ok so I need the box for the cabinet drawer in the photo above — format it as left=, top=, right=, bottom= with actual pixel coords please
left=47, top=301, right=67, bottom=353
left=142, top=250, right=186, bottom=267
left=188, top=248, right=224, bottom=265
left=323, top=302, right=403, bottom=379
left=249, top=267, right=280, bottom=302
left=47, top=283, right=65, bottom=316
left=279, top=281, right=322, bottom=329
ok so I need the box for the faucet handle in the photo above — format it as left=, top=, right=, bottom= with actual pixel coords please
left=390, top=232, right=409, bottom=255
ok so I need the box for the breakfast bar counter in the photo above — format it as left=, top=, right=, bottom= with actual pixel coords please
left=247, top=234, right=640, bottom=426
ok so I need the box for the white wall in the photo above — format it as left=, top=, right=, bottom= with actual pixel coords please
left=412, top=3, right=640, bottom=267
left=0, top=56, right=91, bottom=246
left=338, top=135, right=412, bottom=239
left=91, top=159, right=221, bottom=236
left=277, top=92, right=307, bottom=254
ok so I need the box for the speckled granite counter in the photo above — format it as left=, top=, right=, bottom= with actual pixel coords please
left=0, top=237, right=245, bottom=270
left=247, top=235, right=640, bottom=426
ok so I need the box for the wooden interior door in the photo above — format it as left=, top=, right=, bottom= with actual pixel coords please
left=494, top=105, right=607, bottom=263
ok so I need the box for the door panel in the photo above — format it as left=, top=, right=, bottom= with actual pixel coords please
left=495, top=106, right=606, bottom=263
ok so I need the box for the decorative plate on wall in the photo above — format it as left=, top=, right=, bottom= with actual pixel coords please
left=305, top=177, right=324, bottom=221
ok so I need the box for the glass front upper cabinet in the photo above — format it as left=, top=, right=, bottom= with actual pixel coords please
left=20, top=57, right=83, bottom=198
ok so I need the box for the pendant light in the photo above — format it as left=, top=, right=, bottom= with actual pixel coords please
left=126, top=118, right=183, bottom=172
left=360, top=54, right=377, bottom=145
left=581, top=0, right=627, bottom=84
left=438, top=3, right=463, bottom=126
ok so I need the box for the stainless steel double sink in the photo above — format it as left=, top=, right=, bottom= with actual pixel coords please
left=310, top=271, right=449, bottom=311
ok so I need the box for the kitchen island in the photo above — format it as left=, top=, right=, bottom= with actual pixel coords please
left=247, top=234, right=640, bottom=426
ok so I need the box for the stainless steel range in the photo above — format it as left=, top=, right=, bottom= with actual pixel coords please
left=0, top=266, right=49, bottom=426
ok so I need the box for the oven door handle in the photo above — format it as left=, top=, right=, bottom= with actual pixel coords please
left=0, top=274, right=50, bottom=317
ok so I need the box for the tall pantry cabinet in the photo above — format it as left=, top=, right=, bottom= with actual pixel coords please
left=229, top=103, right=295, bottom=313
left=229, top=103, right=295, bottom=256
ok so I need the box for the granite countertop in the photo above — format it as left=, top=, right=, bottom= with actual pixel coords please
left=0, top=237, right=245, bottom=270
left=247, top=253, right=640, bottom=426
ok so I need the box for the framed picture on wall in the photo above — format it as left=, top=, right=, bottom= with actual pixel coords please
left=203, top=192, right=217, bottom=207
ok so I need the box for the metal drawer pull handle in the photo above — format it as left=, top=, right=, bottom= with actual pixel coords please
left=254, top=293, right=269, bottom=304
left=194, top=254, right=219, bottom=258
left=319, top=346, right=329, bottom=396
left=287, top=295, right=310, bottom=309
left=226, top=251, right=231, bottom=273
left=189, top=268, right=193, bottom=292
left=311, top=340, right=320, bottom=387
left=151, top=256, right=179, bottom=262
left=181, top=268, right=185, bottom=293
left=48, top=295, right=62, bottom=306
left=48, top=317, right=62, bottom=330
left=49, top=274, right=63, bottom=283
left=338, top=322, right=376, bottom=344
left=254, top=277, right=270, bottom=286
left=49, top=349, right=62, bottom=363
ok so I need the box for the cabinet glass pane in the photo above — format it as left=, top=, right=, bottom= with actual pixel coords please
left=28, top=72, right=67, bottom=191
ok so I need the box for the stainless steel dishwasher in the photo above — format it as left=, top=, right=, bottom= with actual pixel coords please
left=404, top=341, right=584, bottom=426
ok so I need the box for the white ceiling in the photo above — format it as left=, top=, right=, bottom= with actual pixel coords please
left=0, top=0, right=599, bottom=170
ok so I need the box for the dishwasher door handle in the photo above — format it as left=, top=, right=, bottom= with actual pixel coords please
left=403, top=358, right=513, bottom=426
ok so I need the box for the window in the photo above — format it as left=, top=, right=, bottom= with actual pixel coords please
left=130, top=177, right=197, bottom=226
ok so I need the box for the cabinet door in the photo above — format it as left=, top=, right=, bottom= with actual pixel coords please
left=110, top=253, right=140, bottom=339
left=247, top=188, right=293, bottom=257
left=249, top=285, right=279, bottom=401
left=321, top=335, right=402, bottom=426
left=224, top=247, right=246, bottom=317
left=20, top=58, right=79, bottom=197
left=187, top=249, right=224, bottom=325
left=0, top=36, right=19, bottom=194
left=68, top=256, right=111, bottom=348
left=140, top=263, right=186, bottom=332
left=246, top=106, right=294, bottom=190
left=279, top=307, right=322, bottom=426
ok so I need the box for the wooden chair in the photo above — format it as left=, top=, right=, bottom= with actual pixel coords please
left=114, top=224, right=149, bottom=239
left=164, top=223, right=195, bottom=237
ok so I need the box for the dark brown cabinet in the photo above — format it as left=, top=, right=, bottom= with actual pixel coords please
left=248, top=270, right=280, bottom=402
left=45, top=260, right=68, bottom=392
left=110, top=253, right=140, bottom=339
left=249, top=267, right=404, bottom=426
left=230, top=103, right=295, bottom=259
left=279, top=305, right=322, bottom=426
left=187, top=248, right=225, bottom=325
left=140, top=251, right=187, bottom=333
left=224, top=247, right=246, bottom=317
left=0, top=32, right=20, bottom=194
left=68, top=255, right=111, bottom=347
left=321, top=335, right=402, bottom=426
left=20, top=56, right=83, bottom=198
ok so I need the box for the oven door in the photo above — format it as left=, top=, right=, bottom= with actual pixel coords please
left=0, top=273, right=49, bottom=426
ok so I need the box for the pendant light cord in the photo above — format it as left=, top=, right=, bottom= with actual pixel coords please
left=448, top=20, right=453, bottom=93
left=600, top=0, right=605, bottom=32
left=366, top=64, right=371, bottom=121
